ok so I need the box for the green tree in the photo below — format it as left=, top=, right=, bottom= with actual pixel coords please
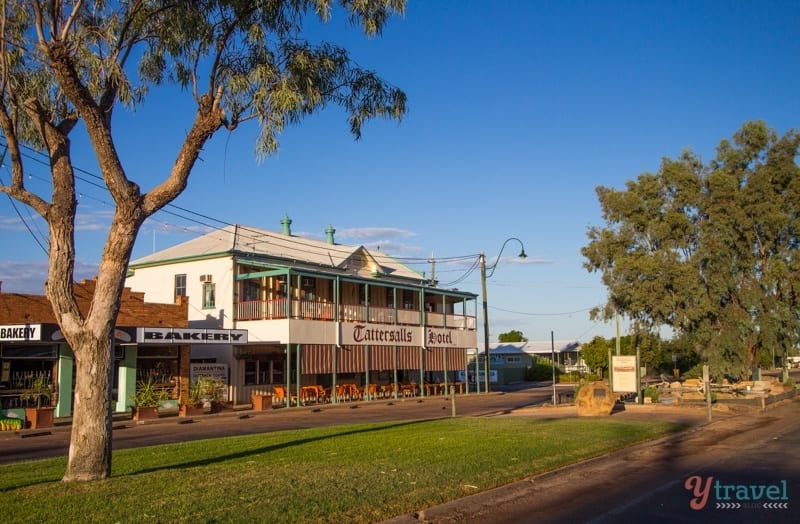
left=0, top=0, right=406, bottom=482
left=498, top=330, right=527, bottom=342
left=579, top=336, right=611, bottom=375
left=583, top=122, right=800, bottom=381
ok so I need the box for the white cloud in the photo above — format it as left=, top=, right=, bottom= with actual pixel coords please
left=0, top=260, right=99, bottom=294
left=337, top=227, right=416, bottom=241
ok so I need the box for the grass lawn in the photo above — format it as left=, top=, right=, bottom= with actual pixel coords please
left=0, top=417, right=684, bottom=523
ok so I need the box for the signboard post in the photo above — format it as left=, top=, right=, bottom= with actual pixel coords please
left=611, top=355, right=638, bottom=394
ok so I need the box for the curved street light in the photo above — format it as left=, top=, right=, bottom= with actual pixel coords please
left=480, top=237, right=527, bottom=393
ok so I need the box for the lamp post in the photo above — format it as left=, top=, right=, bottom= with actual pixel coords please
left=480, top=237, right=527, bottom=394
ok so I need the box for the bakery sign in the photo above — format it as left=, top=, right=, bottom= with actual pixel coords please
left=137, top=327, right=248, bottom=344
left=0, top=324, right=42, bottom=342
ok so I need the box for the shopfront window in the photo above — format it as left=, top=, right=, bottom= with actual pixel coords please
left=136, top=346, right=178, bottom=397
left=243, top=357, right=285, bottom=386
left=0, top=345, right=58, bottom=410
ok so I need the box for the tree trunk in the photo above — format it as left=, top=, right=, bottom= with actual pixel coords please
left=58, top=213, right=142, bottom=482
left=63, top=335, right=114, bottom=481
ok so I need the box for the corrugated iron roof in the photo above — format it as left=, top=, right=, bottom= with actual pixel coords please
left=129, top=224, right=428, bottom=284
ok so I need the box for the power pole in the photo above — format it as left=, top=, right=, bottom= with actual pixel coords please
left=480, top=252, right=490, bottom=394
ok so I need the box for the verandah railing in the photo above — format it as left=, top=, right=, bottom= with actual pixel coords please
left=234, top=299, right=475, bottom=329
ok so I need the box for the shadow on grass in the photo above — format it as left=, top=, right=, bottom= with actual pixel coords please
left=123, top=418, right=436, bottom=477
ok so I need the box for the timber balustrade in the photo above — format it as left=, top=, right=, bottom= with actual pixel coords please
left=234, top=299, right=475, bottom=329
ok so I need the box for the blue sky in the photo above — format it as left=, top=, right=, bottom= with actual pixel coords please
left=1, top=1, right=798, bottom=343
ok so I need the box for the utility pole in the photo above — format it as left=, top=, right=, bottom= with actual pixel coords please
left=551, top=331, right=557, bottom=405
left=480, top=252, right=489, bottom=394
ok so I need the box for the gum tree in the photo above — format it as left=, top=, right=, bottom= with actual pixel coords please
left=583, top=122, right=800, bottom=381
left=0, top=0, right=406, bottom=482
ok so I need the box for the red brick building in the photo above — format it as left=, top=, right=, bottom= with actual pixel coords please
left=0, top=279, right=193, bottom=420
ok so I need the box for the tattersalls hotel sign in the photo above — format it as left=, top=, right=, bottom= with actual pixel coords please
left=340, top=323, right=475, bottom=348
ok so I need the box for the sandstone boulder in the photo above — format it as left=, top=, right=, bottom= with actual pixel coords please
left=575, top=381, right=616, bottom=416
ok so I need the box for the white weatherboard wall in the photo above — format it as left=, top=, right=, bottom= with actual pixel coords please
left=126, top=256, right=235, bottom=328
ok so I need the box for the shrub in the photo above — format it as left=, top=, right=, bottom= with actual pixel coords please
left=526, top=361, right=555, bottom=381
left=643, top=385, right=660, bottom=402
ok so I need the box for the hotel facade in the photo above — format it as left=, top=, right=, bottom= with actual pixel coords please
left=125, top=219, right=480, bottom=405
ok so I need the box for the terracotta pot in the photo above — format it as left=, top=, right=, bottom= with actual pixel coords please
left=179, top=405, right=206, bottom=417
left=133, top=406, right=159, bottom=421
left=25, top=407, right=55, bottom=429
left=251, top=394, right=273, bottom=411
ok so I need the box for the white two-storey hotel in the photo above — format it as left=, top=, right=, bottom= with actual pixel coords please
left=125, top=218, right=479, bottom=405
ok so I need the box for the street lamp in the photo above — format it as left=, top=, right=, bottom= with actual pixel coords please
left=480, top=237, right=527, bottom=394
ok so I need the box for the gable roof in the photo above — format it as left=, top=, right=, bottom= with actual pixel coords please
left=482, top=341, right=581, bottom=354
left=129, top=224, right=428, bottom=284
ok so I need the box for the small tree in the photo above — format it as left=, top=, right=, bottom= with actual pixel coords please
left=498, top=330, right=527, bottom=342
left=0, top=0, right=406, bottom=482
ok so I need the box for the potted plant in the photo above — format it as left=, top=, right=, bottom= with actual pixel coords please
left=21, top=376, right=55, bottom=429
left=131, top=377, right=168, bottom=421
left=195, top=376, right=225, bottom=413
left=179, top=378, right=208, bottom=417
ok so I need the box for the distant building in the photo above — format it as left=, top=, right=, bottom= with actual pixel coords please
left=467, top=340, right=585, bottom=385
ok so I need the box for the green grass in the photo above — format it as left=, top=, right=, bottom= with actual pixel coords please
left=0, top=417, right=684, bottom=523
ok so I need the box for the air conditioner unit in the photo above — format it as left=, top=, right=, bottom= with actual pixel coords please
left=199, top=274, right=213, bottom=283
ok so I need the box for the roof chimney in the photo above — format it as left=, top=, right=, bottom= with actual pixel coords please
left=280, top=215, right=292, bottom=236
left=325, top=225, right=336, bottom=244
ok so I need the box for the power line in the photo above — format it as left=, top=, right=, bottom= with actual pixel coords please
left=0, top=147, right=49, bottom=254
left=0, top=140, right=503, bottom=274
left=490, top=305, right=599, bottom=317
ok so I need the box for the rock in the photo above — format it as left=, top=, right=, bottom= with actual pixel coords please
left=683, top=378, right=702, bottom=389
left=575, top=381, right=616, bottom=416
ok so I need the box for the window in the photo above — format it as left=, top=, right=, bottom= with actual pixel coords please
left=244, top=281, right=260, bottom=302
left=402, top=289, right=416, bottom=310
left=202, top=283, right=216, bottom=309
left=301, top=277, right=315, bottom=300
left=174, top=274, right=186, bottom=298
left=506, top=356, right=521, bottom=363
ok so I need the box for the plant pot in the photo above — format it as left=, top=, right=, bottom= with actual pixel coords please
left=133, top=406, right=159, bottom=421
left=251, top=394, right=273, bottom=411
left=25, top=407, right=55, bottom=429
left=179, top=405, right=206, bottom=417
